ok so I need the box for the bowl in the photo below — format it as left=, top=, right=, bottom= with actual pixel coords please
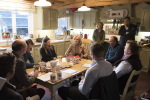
left=45, top=67, right=52, bottom=72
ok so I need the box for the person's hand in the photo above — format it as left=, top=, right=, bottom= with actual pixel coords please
left=140, top=92, right=150, bottom=99
left=80, top=53, right=83, bottom=59
left=126, top=32, right=129, bottom=34
left=135, top=96, right=141, bottom=100
left=53, top=57, right=57, bottom=60
left=113, top=66, right=116, bottom=70
left=38, top=61, right=45, bottom=66
left=34, top=70, right=38, bottom=78
left=80, top=80, right=84, bottom=83
left=29, top=74, right=34, bottom=77
left=65, top=53, right=68, bottom=57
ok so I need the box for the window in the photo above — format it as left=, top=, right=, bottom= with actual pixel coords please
left=0, top=10, right=33, bottom=40
left=55, top=17, right=70, bottom=36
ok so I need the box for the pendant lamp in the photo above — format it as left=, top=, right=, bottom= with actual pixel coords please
left=78, top=0, right=90, bottom=11
left=34, top=0, right=51, bottom=6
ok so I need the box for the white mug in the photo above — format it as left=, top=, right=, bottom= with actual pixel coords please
left=40, top=65, right=46, bottom=72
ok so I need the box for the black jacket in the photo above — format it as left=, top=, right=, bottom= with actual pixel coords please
left=40, top=45, right=57, bottom=62
left=0, top=82, right=23, bottom=100
left=119, top=23, right=137, bottom=46
left=89, top=71, right=120, bottom=100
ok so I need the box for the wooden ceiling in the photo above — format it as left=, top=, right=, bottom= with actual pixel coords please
left=12, top=0, right=150, bottom=9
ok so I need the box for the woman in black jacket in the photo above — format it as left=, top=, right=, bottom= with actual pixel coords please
left=40, top=37, right=57, bottom=62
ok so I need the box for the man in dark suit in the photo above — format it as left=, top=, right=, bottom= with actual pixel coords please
left=0, top=53, right=23, bottom=100
left=10, top=40, right=45, bottom=99
left=119, top=16, right=137, bottom=46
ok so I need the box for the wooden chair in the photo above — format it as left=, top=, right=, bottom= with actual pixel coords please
left=70, top=39, right=92, bottom=59
left=17, top=83, right=37, bottom=93
left=120, top=69, right=142, bottom=100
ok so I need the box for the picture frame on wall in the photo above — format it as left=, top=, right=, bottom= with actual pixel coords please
left=1, top=32, right=10, bottom=40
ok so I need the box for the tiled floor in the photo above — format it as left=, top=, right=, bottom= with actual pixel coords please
left=38, top=71, right=150, bottom=100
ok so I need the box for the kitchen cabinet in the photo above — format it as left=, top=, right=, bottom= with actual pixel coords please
left=73, top=13, right=84, bottom=28
left=140, top=48, right=150, bottom=72
left=37, top=7, right=58, bottom=30
left=64, top=42, right=71, bottom=53
left=56, top=42, right=65, bottom=57
left=73, top=10, right=100, bottom=29
left=140, top=9, right=150, bottom=32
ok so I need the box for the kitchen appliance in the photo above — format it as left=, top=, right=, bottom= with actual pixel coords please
left=84, top=34, right=87, bottom=39
left=36, top=38, right=43, bottom=42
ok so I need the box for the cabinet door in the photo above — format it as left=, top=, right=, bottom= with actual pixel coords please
left=84, top=12, right=91, bottom=28
left=79, top=13, right=84, bottom=28
left=50, top=10, right=58, bottom=29
left=141, top=10, right=150, bottom=32
left=140, top=51, right=150, bottom=72
left=43, top=8, right=50, bottom=29
left=57, top=43, right=64, bottom=57
left=73, top=13, right=80, bottom=28
left=64, top=42, right=71, bottom=54
left=90, top=12, right=96, bottom=28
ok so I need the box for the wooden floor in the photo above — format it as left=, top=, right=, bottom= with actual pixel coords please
left=37, top=71, right=150, bottom=100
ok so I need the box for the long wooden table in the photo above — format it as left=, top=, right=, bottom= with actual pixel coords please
left=27, top=59, right=92, bottom=100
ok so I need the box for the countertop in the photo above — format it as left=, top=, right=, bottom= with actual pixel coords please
left=0, top=47, right=7, bottom=51
left=0, top=39, right=71, bottom=47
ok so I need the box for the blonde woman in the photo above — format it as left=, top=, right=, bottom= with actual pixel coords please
left=93, top=22, right=105, bottom=44
left=65, top=35, right=88, bottom=59
left=40, top=37, right=57, bottom=62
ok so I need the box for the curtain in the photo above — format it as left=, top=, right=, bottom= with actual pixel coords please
left=0, top=1, right=36, bottom=13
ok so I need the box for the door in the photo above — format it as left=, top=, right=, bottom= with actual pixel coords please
left=73, top=13, right=80, bottom=28
left=43, top=8, right=50, bottom=29
left=50, top=10, right=58, bottom=29
left=90, top=12, right=96, bottom=28
left=84, top=12, right=91, bottom=28
left=141, top=10, right=150, bottom=32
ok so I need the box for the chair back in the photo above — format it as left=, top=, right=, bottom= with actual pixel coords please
left=120, top=69, right=142, bottom=100
left=0, top=77, right=6, bottom=90
left=82, top=39, right=92, bottom=59
left=70, top=39, right=73, bottom=43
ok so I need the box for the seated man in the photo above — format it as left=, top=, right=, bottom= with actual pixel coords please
left=23, top=39, right=38, bottom=69
left=105, top=36, right=124, bottom=65
left=10, top=40, right=45, bottom=99
left=0, top=53, right=23, bottom=100
left=114, top=40, right=142, bottom=94
left=58, top=43, right=113, bottom=100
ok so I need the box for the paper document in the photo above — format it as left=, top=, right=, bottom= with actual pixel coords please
left=61, top=69, right=79, bottom=75
left=37, top=72, right=53, bottom=82
left=80, top=63, right=91, bottom=68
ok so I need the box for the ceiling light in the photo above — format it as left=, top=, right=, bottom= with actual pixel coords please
left=34, top=0, right=51, bottom=7
left=78, top=4, right=90, bottom=11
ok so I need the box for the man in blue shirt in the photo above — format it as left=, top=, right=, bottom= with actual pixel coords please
left=105, top=36, right=124, bottom=65
left=23, top=39, right=39, bottom=69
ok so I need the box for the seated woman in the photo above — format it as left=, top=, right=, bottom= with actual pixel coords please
left=40, top=37, right=57, bottom=62
left=65, top=35, right=88, bottom=59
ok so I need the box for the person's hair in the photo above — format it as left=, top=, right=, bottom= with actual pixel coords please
left=90, top=42, right=104, bottom=58
left=12, top=42, right=25, bottom=52
left=126, top=40, right=139, bottom=54
left=112, top=36, right=118, bottom=44
left=0, top=53, right=16, bottom=78
left=26, top=39, right=34, bottom=46
left=73, top=35, right=82, bottom=46
left=97, top=22, right=104, bottom=29
left=124, top=16, right=130, bottom=21
left=41, top=37, right=53, bottom=54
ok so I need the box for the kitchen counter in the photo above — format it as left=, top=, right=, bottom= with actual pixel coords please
left=0, top=39, right=71, bottom=47
left=0, top=47, right=7, bottom=51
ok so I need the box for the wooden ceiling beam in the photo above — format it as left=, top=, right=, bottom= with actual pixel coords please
left=50, top=0, right=150, bottom=9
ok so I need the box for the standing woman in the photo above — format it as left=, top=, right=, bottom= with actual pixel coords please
left=40, top=37, right=57, bottom=62
left=65, top=35, right=88, bottom=59
left=93, top=22, right=105, bottom=44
